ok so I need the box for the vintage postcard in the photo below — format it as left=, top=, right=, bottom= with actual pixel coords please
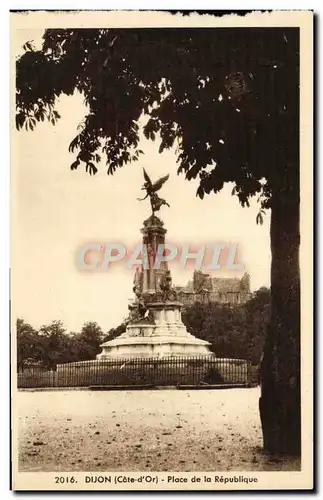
left=10, top=10, right=313, bottom=491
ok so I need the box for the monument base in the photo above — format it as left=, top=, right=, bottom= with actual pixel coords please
left=97, top=302, right=213, bottom=359
left=97, top=333, right=213, bottom=359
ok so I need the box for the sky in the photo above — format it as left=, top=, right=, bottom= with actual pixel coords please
left=12, top=29, right=271, bottom=333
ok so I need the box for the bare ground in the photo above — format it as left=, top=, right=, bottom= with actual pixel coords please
left=17, top=388, right=301, bottom=472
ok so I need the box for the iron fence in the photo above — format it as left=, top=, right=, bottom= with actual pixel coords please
left=17, top=357, right=259, bottom=389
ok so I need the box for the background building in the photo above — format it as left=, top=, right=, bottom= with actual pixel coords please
left=175, top=271, right=251, bottom=306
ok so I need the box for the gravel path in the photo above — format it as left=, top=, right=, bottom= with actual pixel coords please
left=18, top=388, right=300, bottom=472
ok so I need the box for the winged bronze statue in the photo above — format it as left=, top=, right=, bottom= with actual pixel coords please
left=138, top=168, right=170, bottom=214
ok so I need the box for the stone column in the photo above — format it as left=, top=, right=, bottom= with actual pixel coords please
left=140, top=215, right=167, bottom=294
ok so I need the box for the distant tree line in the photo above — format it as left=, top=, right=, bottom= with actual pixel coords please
left=16, top=287, right=269, bottom=370
left=16, top=320, right=125, bottom=371
left=182, top=287, right=270, bottom=364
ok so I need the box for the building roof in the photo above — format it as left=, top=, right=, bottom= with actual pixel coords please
left=177, top=273, right=250, bottom=294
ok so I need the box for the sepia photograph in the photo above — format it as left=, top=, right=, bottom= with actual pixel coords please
left=10, top=10, right=313, bottom=491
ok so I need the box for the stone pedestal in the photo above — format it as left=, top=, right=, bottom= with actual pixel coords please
left=97, top=301, right=212, bottom=359
left=97, top=214, right=213, bottom=360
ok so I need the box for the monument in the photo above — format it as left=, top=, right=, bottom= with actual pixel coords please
left=97, top=169, right=213, bottom=359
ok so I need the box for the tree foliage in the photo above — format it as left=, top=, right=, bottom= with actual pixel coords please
left=182, top=287, right=270, bottom=363
left=16, top=319, right=104, bottom=369
left=16, top=28, right=298, bottom=211
left=75, top=321, right=105, bottom=360
left=17, top=318, right=44, bottom=370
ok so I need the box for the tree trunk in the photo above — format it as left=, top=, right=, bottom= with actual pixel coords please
left=259, top=183, right=300, bottom=455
